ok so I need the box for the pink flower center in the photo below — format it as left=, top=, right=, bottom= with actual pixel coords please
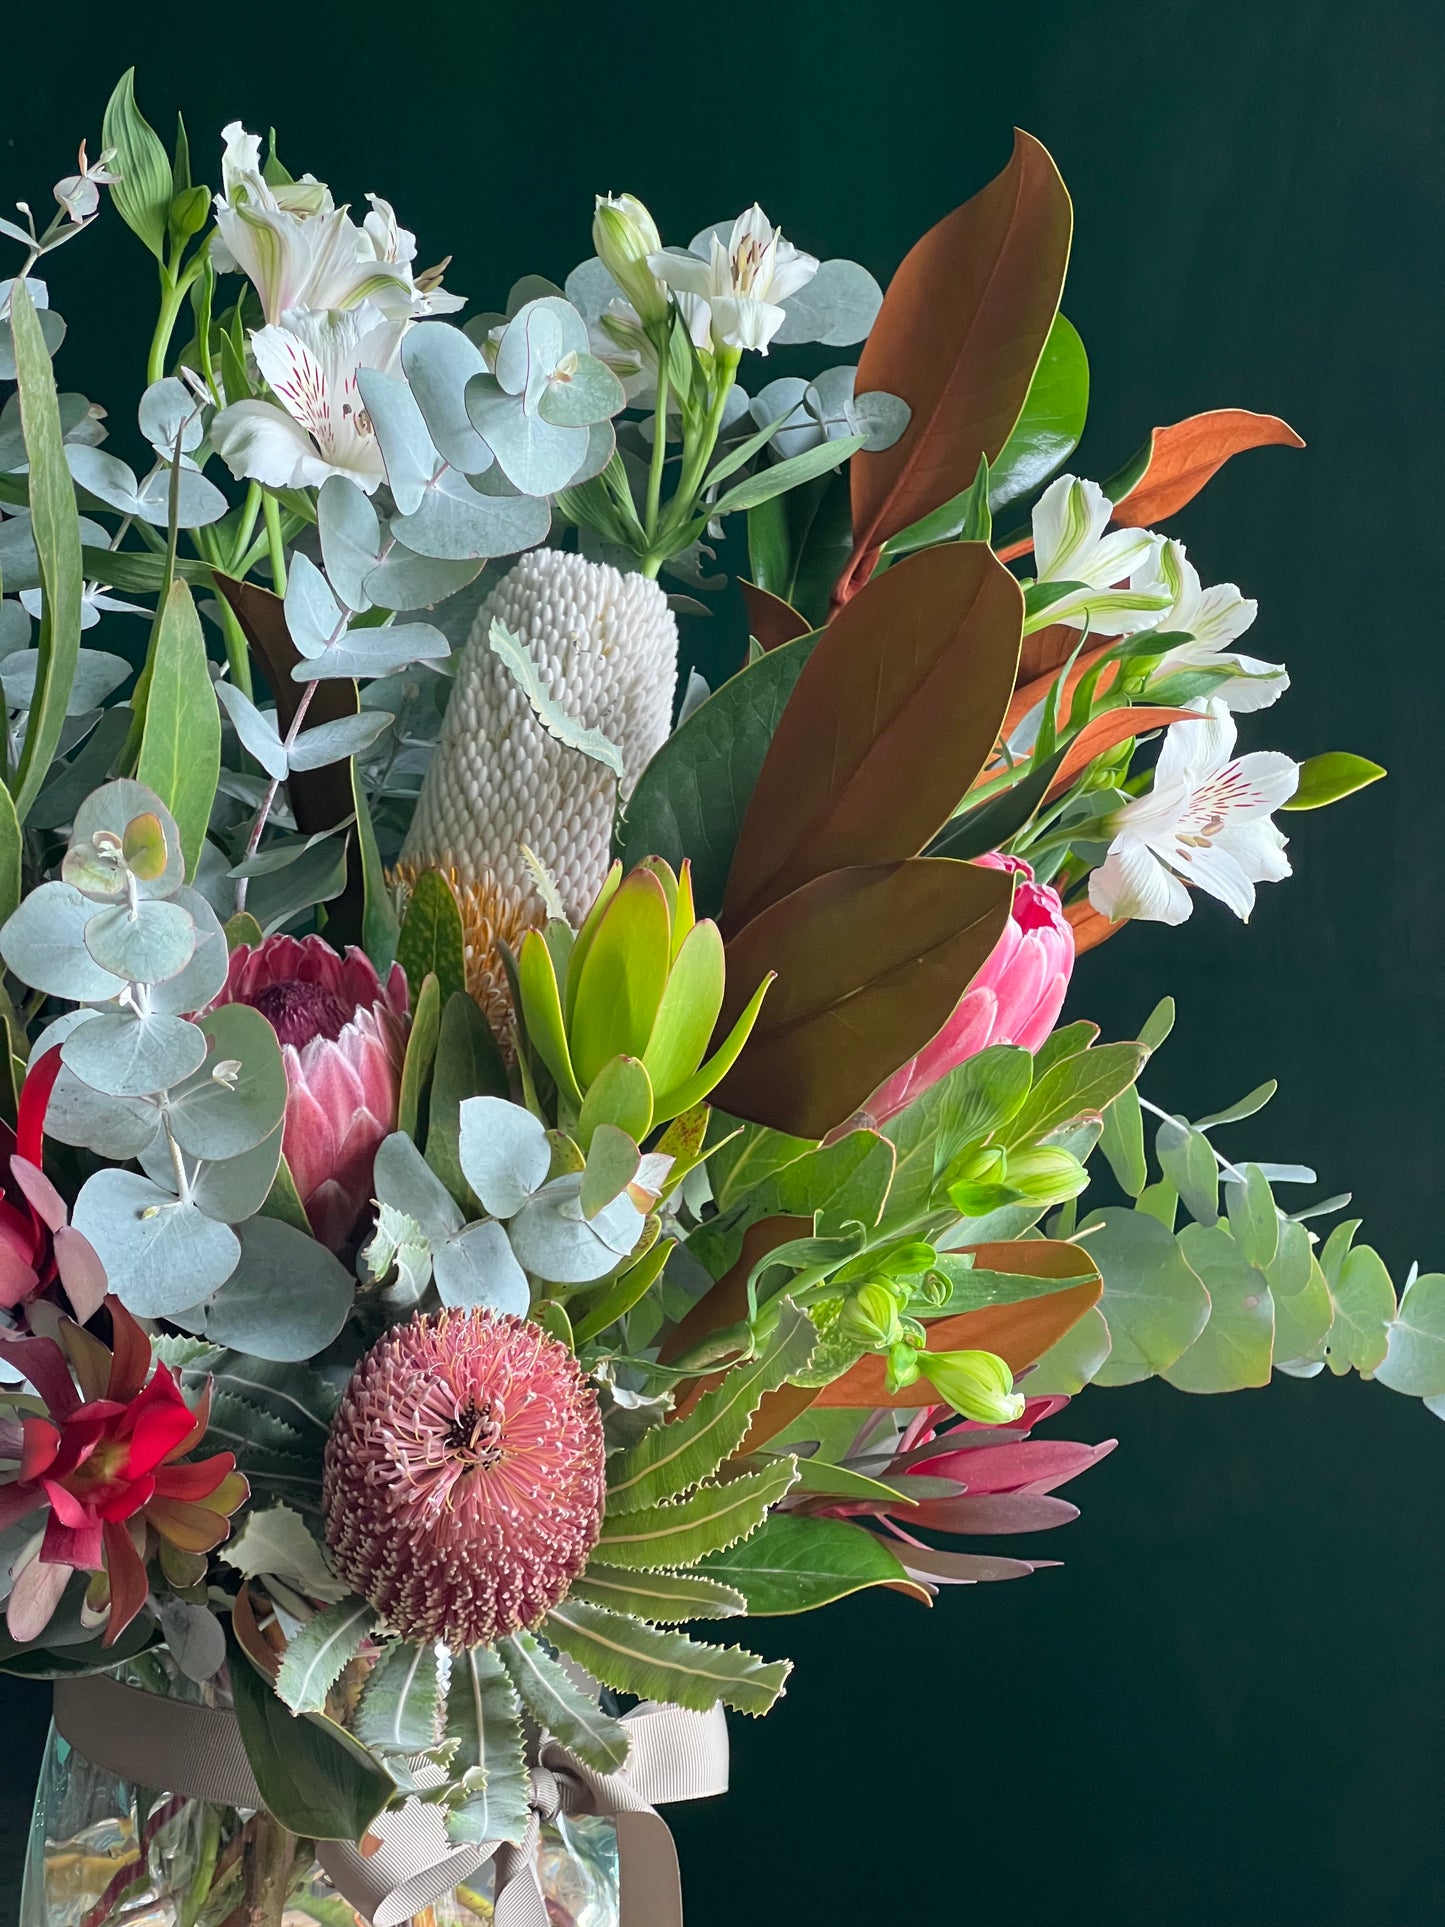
left=245, top=979, right=352, bottom=1047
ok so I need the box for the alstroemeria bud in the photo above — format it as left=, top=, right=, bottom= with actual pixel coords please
left=1004, top=1146, right=1090, bottom=1205
left=593, top=193, right=670, bottom=327
left=920, top=1347, right=1026, bottom=1425
left=838, top=1281, right=906, bottom=1348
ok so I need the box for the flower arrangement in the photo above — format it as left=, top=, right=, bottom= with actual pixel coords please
left=1, top=73, right=1431, bottom=1927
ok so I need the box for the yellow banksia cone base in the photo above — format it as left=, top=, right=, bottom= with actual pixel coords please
left=389, top=859, right=532, bottom=1042
left=322, top=1309, right=606, bottom=1648
left=402, top=551, right=679, bottom=1022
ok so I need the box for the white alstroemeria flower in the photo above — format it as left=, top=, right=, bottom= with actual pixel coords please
left=1089, top=700, right=1299, bottom=926
left=1030, top=475, right=1169, bottom=635
left=210, top=305, right=399, bottom=493
left=211, top=125, right=458, bottom=327
left=1132, top=539, right=1289, bottom=712
left=648, top=205, right=819, bottom=355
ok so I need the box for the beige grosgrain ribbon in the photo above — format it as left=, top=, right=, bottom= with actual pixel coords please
left=52, top=1675, right=728, bottom=1927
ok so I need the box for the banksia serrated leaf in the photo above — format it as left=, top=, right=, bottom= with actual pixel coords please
left=274, top=1597, right=374, bottom=1715
left=545, top=1599, right=792, bottom=1717
left=444, top=1647, right=531, bottom=1847
left=354, top=1641, right=445, bottom=1756
left=606, top=1301, right=816, bottom=1515
left=569, top=1565, right=748, bottom=1624
left=594, top=1458, right=798, bottom=1571
left=497, top=1631, right=631, bottom=1774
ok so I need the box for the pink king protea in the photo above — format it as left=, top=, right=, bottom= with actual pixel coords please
left=214, top=935, right=409, bottom=1251
left=322, top=1310, right=605, bottom=1648
left=865, top=853, right=1075, bottom=1126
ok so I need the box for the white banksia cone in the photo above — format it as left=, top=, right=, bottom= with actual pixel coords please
left=400, top=548, right=678, bottom=1030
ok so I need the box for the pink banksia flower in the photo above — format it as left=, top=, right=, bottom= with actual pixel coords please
left=322, top=1310, right=605, bottom=1647
left=214, top=935, right=409, bottom=1252
left=865, top=854, right=1074, bottom=1126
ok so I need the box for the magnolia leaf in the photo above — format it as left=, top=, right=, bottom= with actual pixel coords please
left=843, top=131, right=1072, bottom=594
left=722, top=546, right=1023, bottom=930
left=545, top=1600, right=791, bottom=1718
left=1110, top=408, right=1304, bottom=527
left=230, top=1637, right=395, bottom=1841
left=696, top=1511, right=928, bottom=1613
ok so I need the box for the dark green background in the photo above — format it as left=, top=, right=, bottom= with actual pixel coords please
left=3, top=0, right=1443, bottom=1917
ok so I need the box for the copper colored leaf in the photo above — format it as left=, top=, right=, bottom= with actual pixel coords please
left=739, top=580, right=811, bottom=654
left=1109, top=408, right=1305, bottom=528
left=1043, top=705, right=1200, bottom=799
left=723, top=546, right=1022, bottom=931
left=716, top=857, right=1014, bottom=1138
left=1065, top=899, right=1123, bottom=955
left=842, top=131, right=1073, bottom=597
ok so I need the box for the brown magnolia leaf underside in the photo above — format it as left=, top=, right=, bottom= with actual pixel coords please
left=1042, top=704, right=1200, bottom=800
left=724, top=546, right=1023, bottom=931
left=213, top=574, right=359, bottom=838
left=739, top=579, right=812, bottom=654
left=716, top=858, right=1014, bottom=1138
left=842, top=131, right=1073, bottom=598
left=1065, top=899, right=1125, bottom=954
left=1110, top=408, right=1305, bottom=528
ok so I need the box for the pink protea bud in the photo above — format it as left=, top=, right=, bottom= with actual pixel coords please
left=213, top=935, right=409, bottom=1251
left=865, top=854, right=1074, bottom=1126
left=322, top=1310, right=606, bottom=1647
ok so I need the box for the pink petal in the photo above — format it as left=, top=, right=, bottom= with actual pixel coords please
left=7, top=1545, right=71, bottom=1642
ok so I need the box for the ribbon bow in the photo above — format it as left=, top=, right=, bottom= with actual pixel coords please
left=53, top=1677, right=727, bottom=1927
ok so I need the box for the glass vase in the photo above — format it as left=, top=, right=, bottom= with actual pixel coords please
left=20, top=1662, right=621, bottom=1927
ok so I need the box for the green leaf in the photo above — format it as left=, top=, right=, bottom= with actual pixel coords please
left=9, top=281, right=81, bottom=823
left=397, top=971, right=441, bottom=1142
left=1099, top=1085, right=1147, bottom=1197
left=880, top=455, right=992, bottom=559
left=258, top=1151, right=312, bottom=1235
left=616, top=633, right=817, bottom=921
left=0, top=781, right=20, bottom=929
left=425, top=990, right=509, bottom=1207
left=1281, top=751, right=1386, bottom=811
left=101, top=70, right=174, bottom=262
left=1375, top=1273, right=1445, bottom=1398
left=926, top=1256, right=1097, bottom=1315
left=547, top=1600, right=792, bottom=1717
left=595, top=1457, right=797, bottom=1570
left=1089, top=1207, right=1211, bottom=1386
left=708, top=434, right=864, bottom=518
left=883, top=1045, right=1033, bottom=1225
left=397, top=868, right=468, bottom=1005
left=230, top=1636, right=395, bottom=1840
left=497, top=1631, right=631, bottom=1773
left=697, top=1511, right=924, bottom=1614
left=136, top=581, right=220, bottom=880
left=1195, top=1080, right=1278, bottom=1129
left=1137, top=997, right=1176, bottom=1053
left=568, top=1564, right=747, bottom=1623
left=1007, top=1042, right=1146, bottom=1146
left=607, top=1299, right=817, bottom=1512
left=352, top=757, right=400, bottom=976
left=354, top=1641, right=445, bottom=1755
left=445, top=1647, right=531, bottom=1847
left=1032, top=1020, right=1100, bottom=1078
left=81, top=544, right=213, bottom=591
left=1023, top=1301, right=1113, bottom=1394
left=1225, top=1164, right=1279, bottom=1271
left=986, top=311, right=1089, bottom=512
left=1163, top=1223, right=1275, bottom=1392
left=1154, top=1117, right=1220, bottom=1226
left=1324, top=1241, right=1395, bottom=1376
left=1271, top=1256, right=1334, bottom=1369
left=488, top=618, right=624, bottom=779
left=686, top=1130, right=896, bottom=1281
left=274, top=1596, right=373, bottom=1715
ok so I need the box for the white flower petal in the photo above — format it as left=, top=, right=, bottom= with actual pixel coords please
left=211, top=399, right=338, bottom=491
left=1169, top=833, right=1259, bottom=920
left=1090, top=835, right=1193, bottom=925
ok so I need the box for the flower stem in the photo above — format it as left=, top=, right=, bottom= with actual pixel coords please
left=147, top=272, right=188, bottom=388
left=230, top=484, right=263, bottom=575
left=262, top=492, right=288, bottom=595
left=643, top=359, right=672, bottom=542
